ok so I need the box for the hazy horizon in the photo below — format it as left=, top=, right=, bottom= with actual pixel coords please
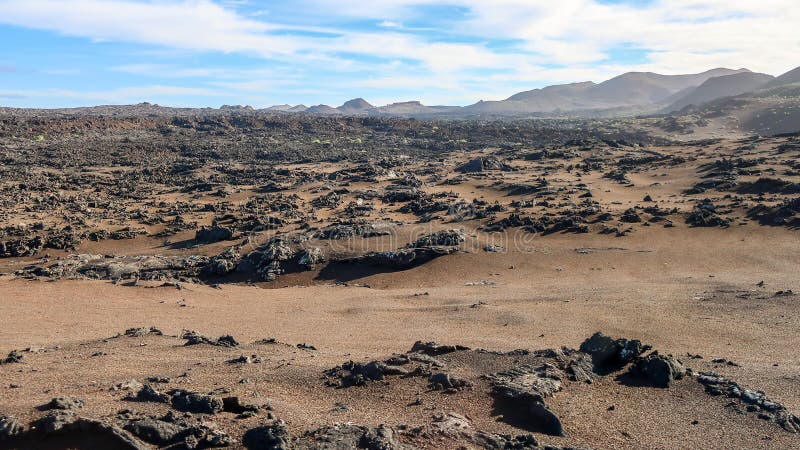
left=0, top=0, right=798, bottom=108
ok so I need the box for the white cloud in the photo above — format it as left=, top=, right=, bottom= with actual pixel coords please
left=0, top=0, right=504, bottom=73
left=0, top=85, right=227, bottom=104
left=299, top=0, right=800, bottom=75
left=112, top=64, right=221, bottom=78
left=0, top=0, right=304, bottom=56
left=0, top=0, right=798, bottom=105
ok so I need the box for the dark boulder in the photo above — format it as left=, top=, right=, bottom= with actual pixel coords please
left=410, top=341, right=469, bottom=356
left=195, top=226, right=234, bottom=243
left=294, top=423, right=410, bottom=449
left=456, top=156, right=514, bottom=173
left=327, top=360, right=409, bottom=387
left=182, top=330, right=239, bottom=347
left=428, top=372, right=471, bottom=391
left=620, top=208, right=642, bottom=223
left=579, top=332, right=649, bottom=372
left=0, top=415, right=25, bottom=440
left=123, top=326, right=163, bottom=337
left=222, top=396, right=262, bottom=414
left=311, top=191, right=342, bottom=209
left=685, top=201, right=730, bottom=228
left=201, top=248, right=241, bottom=277
left=2, top=350, right=24, bottom=364
left=697, top=372, right=800, bottom=433
left=748, top=197, right=800, bottom=227
left=46, top=397, right=84, bottom=410
left=132, top=384, right=170, bottom=403
left=124, top=418, right=187, bottom=445
left=171, top=391, right=224, bottom=414
left=123, top=414, right=234, bottom=448
left=629, top=354, right=686, bottom=387
left=404, top=229, right=465, bottom=248
left=243, top=421, right=291, bottom=450
left=487, top=365, right=564, bottom=436
left=36, top=411, right=77, bottom=433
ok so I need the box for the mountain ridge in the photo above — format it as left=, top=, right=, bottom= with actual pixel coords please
left=258, top=67, right=800, bottom=119
left=665, top=71, right=774, bottom=112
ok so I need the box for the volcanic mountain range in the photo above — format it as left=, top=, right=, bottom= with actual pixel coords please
left=262, top=65, right=800, bottom=119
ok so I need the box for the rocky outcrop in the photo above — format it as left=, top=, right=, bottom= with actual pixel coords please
left=325, top=360, right=412, bottom=387
left=344, top=230, right=464, bottom=270
left=195, top=225, right=234, bottom=243
left=170, top=390, right=224, bottom=414
left=181, top=330, right=239, bottom=347
left=243, top=421, right=292, bottom=450
left=579, top=332, right=650, bottom=372
left=0, top=416, right=25, bottom=440
left=698, top=372, right=800, bottom=433
left=629, top=354, right=686, bottom=387
left=456, top=156, right=514, bottom=173
left=122, top=413, right=234, bottom=448
left=486, top=364, right=565, bottom=436
left=685, top=201, right=730, bottom=228
left=410, top=341, right=469, bottom=356
left=748, top=197, right=800, bottom=227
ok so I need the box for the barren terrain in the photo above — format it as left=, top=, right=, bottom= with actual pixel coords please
left=1, top=109, right=798, bottom=449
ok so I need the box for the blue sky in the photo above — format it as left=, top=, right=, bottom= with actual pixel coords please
left=0, top=0, right=797, bottom=108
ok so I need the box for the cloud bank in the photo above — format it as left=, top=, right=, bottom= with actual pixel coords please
left=0, top=0, right=797, bottom=106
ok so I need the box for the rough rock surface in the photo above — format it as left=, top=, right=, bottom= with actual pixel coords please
left=132, top=384, right=171, bottom=403
left=47, top=397, right=85, bottom=410
left=326, top=360, right=411, bottom=387
left=410, top=341, right=470, bottom=356
left=685, top=201, right=730, bottom=228
left=698, top=372, right=800, bottom=433
left=170, top=390, right=225, bottom=414
left=182, top=330, right=239, bottom=347
left=242, top=420, right=292, bottom=450
left=630, top=353, right=686, bottom=387
left=486, top=364, right=565, bottom=436
left=195, top=225, right=234, bottom=243
left=456, top=156, right=514, bottom=173
left=0, top=415, right=26, bottom=440
left=579, top=332, right=649, bottom=371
